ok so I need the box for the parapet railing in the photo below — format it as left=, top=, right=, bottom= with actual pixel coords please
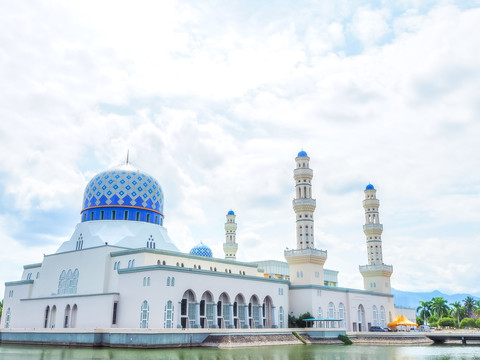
left=284, top=248, right=327, bottom=258
left=359, top=264, right=393, bottom=272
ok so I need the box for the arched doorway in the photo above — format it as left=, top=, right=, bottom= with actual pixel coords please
left=50, top=305, right=57, bottom=328
left=200, top=291, right=215, bottom=328
left=64, top=305, right=71, bottom=328
left=44, top=306, right=50, bottom=328
left=181, top=290, right=197, bottom=328
left=217, top=292, right=231, bottom=328
left=234, top=294, right=247, bottom=328
left=263, top=296, right=273, bottom=328
left=358, top=304, right=366, bottom=332
left=248, top=295, right=261, bottom=328
left=71, top=304, right=78, bottom=328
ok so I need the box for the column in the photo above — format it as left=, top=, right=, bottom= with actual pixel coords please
left=243, top=305, right=249, bottom=328
left=212, top=303, right=218, bottom=328
left=194, top=302, right=200, bottom=328
left=177, top=301, right=182, bottom=328
left=228, top=304, right=234, bottom=328
left=257, top=306, right=264, bottom=328
left=271, top=306, right=277, bottom=328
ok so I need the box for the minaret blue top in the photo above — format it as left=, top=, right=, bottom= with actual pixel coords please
left=365, top=184, right=375, bottom=190
left=227, top=210, right=235, bottom=215
left=297, top=150, right=308, bottom=157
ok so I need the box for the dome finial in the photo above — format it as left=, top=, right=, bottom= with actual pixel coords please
left=126, top=149, right=130, bottom=165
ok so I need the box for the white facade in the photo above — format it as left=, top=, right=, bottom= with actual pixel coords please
left=1, top=152, right=395, bottom=332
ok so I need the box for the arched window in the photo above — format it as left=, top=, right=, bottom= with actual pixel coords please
left=5, top=308, right=11, bottom=328
left=328, top=302, right=336, bottom=328
left=44, top=306, right=50, bottom=328
left=72, top=269, right=79, bottom=293
left=338, top=303, right=345, bottom=328
left=147, top=277, right=150, bottom=286
left=140, top=301, right=149, bottom=328
left=372, top=305, right=378, bottom=326
left=128, top=260, right=132, bottom=268
left=132, top=260, right=135, bottom=267
left=317, top=307, right=323, bottom=328
left=171, top=277, right=175, bottom=286
left=58, top=270, right=66, bottom=294
left=279, top=306, right=284, bottom=328
left=167, top=277, right=171, bottom=286
left=380, top=306, right=386, bottom=328
left=164, top=300, right=174, bottom=328
left=157, top=260, right=160, bottom=265
left=163, top=261, right=166, bottom=265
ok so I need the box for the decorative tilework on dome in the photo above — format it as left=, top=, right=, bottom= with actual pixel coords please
left=82, top=168, right=164, bottom=214
left=189, top=243, right=213, bottom=258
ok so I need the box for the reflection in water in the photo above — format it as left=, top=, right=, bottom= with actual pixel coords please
left=1, top=344, right=480, bottom=360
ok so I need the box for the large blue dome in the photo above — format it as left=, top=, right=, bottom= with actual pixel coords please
left=189, top=242, right=213, bottom=258
left=297, top=150, right=308, bottom=157
left=365, top=184, right=375, bottom=190
left=81, top=163, right=164, bottom=225
left=227, top=210, right=235, bottom=215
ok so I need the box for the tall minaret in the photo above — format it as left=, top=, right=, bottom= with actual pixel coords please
left=223, top=210, right=238, bottom=260
left=285, top=150, right=327, bottom=286
left=359, top=184, right=393, bottom=294
left=293, top=150, right=316, bottom=249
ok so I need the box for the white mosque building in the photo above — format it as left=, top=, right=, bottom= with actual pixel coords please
left=1, top=151, right=395, bottom=332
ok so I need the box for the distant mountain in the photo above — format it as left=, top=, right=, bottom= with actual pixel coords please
left=392, top=288, right=480, bottom=310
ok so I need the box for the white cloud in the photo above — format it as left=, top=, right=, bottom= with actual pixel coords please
left=1, top=1, right=480, bottom=298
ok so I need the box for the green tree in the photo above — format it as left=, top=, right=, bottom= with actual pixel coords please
left=459, top=318, right=477, bottom=329
left=450, top=301, right=464, bottom=327
left=417, top=300, right=432, bottom=325
left=431, top=297, right=450, bottom=319
left=438, top=317, right=455, bottom=328
left=0, top=299, right=3, bottom=319
left=464, top=296, right=475, bottom=318
left=416, top=317, right=424, bottom=326
left=298, top=312, right=314, bottom=328
left=475, top=318, right=480, bottom=328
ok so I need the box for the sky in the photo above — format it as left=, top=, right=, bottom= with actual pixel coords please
left=1, top=0, right=480, bottom=299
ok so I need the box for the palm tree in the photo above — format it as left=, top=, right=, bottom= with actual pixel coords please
left=431, top=297, right=450, bottom=320
left=417, top=300, right=432, bottom=325
left=450, top=301, right=464, bottom=326
left=464, top=296, right=475, bottom=318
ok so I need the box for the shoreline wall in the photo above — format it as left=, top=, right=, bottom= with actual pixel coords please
left=0, top=328, right=345, bottom=349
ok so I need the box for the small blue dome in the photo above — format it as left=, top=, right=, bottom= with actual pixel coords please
left=227, top=210, right=235, bottom=215
left=297, top=150, right=308, bottom=157
left=365, top=184, right=375, bottom=190
left=189, top=242, right=213, bottom=258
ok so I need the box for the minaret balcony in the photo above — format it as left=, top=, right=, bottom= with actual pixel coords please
left=292, top=198, right=316, bottom=207
left=284, top=248, right=327, bottom=259
left=359, top=264, right=393, bottom=274
left=293, top=168, right=313, bottom=179
left=363, top=224, right=383, bottom=231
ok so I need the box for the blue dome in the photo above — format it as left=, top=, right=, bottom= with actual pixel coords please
left=81, top=164, right=165, bottom=224
left=227, top=210, right=235, bottom=215
left=365, top=184, right=375, bottom=190
left=297, top=150, right=308, bottom=157
left=189, top=242, right=213, bottom=258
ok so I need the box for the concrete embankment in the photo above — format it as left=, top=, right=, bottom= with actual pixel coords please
left=348, top=332, right=432, bottom=345
left=0, top=328, right=345, bottom=349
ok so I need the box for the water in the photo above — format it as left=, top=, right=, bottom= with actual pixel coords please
left=0, top=344, right=479, bottom=360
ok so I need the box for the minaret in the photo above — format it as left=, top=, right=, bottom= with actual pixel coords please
left=223, top=210, right=238, bottom=260
left=359, top=184, right=393, bottom=294
left=285, top=150, right=327, bottom=286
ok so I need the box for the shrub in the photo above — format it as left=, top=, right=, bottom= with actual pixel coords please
left=338, top=334, right=352, bottom=345
left=429, top=321, right=438, bottom=328
left=459, top=318, right=477, bottom=329
left=416, top=317, right=424, bottom=326
left=438, top=317, right=455, bottom=328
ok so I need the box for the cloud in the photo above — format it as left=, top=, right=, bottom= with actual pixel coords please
left=1, top=1, right=480, bottom=298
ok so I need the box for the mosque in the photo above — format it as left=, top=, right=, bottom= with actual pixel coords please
left=1, top=151, right=395, bottom=332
